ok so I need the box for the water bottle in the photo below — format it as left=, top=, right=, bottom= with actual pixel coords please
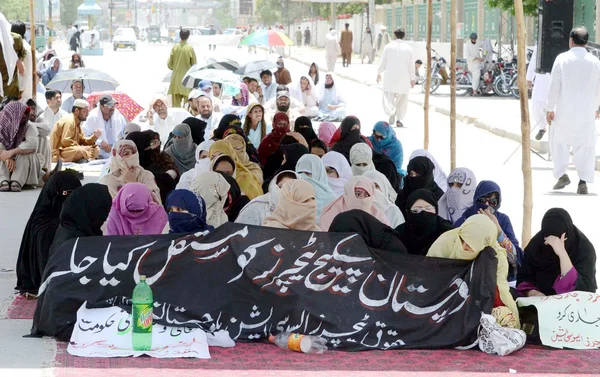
left=132, top=275, right=153, bottom=351
left=269, top=332, right=327, bottom=354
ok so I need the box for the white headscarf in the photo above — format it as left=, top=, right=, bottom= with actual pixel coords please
left=0, top=12, right=18, bottom=97
left=438, top=167, right=477, bottom=224
left=175, top=139, right=215, bottom=191
left=364, top=170, right=405, bottom=227
left=350, top=143, right=376, bottom=176
left=322, top=151, right=352, bottom=197
left=318, top=72, right=344, bottom=105
left=291, top=74, right=322, bottom=103
left=409, top=149, right=449, bottom=192
left=190, top=171, right=230, bottom=228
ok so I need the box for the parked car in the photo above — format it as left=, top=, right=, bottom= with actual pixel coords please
left=113, top=27, right=137, bottom=51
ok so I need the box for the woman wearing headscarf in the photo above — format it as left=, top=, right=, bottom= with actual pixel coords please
left=294, top=116, right=318, bottom=144
left=209, top=140, right=263, bottom=199
left=258, top=112, right=291, bottom=166
left=368, top=121, right=404, bottom=175
left=242, top=103, right=271, bottom=148
left=455, top=180, right=521, bottom=283
left=291, top=75, right=321, bottom=117
left=310, top=139, right=327, bottom=158
left=261, top=133, right=307, bottom=183
left=364, top=170, right=405, bottom=228
left=409, top=149, right=449, bottom=192
left=224, top=134, right=263, bottom=184
left=308, top=62, right=319, bottom=85
left=177, top=140, right=214, bottom=190
left=427, top=214, right=520, bottom=328
left=438, top=168, right=477, bottom=224
left=181, top=117, right=208, bottom=145
left=517, top=208, right=597, bottom=297
left=99, top=140, right=162, bottom=204
left=105, top=183, right=168, bottom=236
left=222, top=83, right=256, bottom=116
left=16, top=171, right=82, bottom=295
left=166, top=189, right=213, bottom=234
left=397, top=189, right=453, bottom=256
left=212, top=154, right=236, bottom=177
left=295, top=154, right=336, bottom=221
left=164, top=123, right=197, bottom=175
left=123, top=123, right=141, bottom=138
left=48, top=184, right=113, bottom=259
left=213, top=114, right=261, bottom=163
left=320, top=176, right=390, bottom=231
left=263, top=143, right=309, bottom=193
left=236, top=171, right=299, bottom=226
left=213, top=114, right=243, bottom=140
left=41, top=57, right=62, bottom=85
left=0, top=102, right=42, bottom=191
left=318, top=122, right=337, bottom=147
left=263, top=179, right=320, bottom=231
left=190, top=171, right=230, bottom=228
left=217, top=171, right=250, bottom=222
left=322, top=151, right=352, bottom=196
left=397, top=156, right=444, bottom=216
left=372, top=152, right=402, bottom=194
left=331, top=116, right=363, bottom=161
left=329, top=210, right=407, bottom=254
left=350, top=143, right=376, bottom=176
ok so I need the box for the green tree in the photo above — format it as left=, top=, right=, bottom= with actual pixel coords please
left=60, top=0, right=79, bottom=26
left=0, top=0, right=29, bottom=21
left=256, top=0, right=281, bottom=26
left=487, top=0, right=538, bottom=17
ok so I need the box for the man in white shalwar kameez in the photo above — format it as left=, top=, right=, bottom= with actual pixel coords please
left=83, top=95, right=127, bottom=159
left=324, top=29, right=340, bottom=73
left=527, top=45, right=552, bottom=140
left=377, top=28, right=415, bottom=127
left=147, top=94, right=192, bottom=144
left=546, top=27, right=600, bottom=195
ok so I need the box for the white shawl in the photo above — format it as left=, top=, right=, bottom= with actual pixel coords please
left=0, top=12, right=18, bottom=97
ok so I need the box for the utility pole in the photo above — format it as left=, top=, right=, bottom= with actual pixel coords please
left=368, top=0, right=374, bottom=32
left=48, top=0, right=53, bottom=48
left=456, top=0, right=463, bottom=58
left=29, top=0, right=36, bottom=98
left=331, top=3, right=336, bottom=28
left=109, top=0, right=113, bottom=39
left=135, top=0, right=138, bottom=28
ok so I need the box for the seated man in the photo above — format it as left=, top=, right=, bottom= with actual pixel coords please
left=247, top=78, right=264, bottom=105
left=39, top=89, right=68, bottom=132
left=316, top=73, right=346, bottom=122
left=83, top=94, right=127, bottom=159
left=61, top=79, right=87, bottom=113
left=265, top=90, right=301, bottom=126
left=264, top=85, right=303, bottom=112
left=147, top=94, right=192, bottom=144
left=0, top=102, right=45, bottom=191
left=187, top=89, right=202, bottom=116
left=260, top=70, right=277, bottom=102
left=88, top=33, right=100, bottom=49
left=50, top=99, right=101, bottom=163
left=195, top=94, right=222, bottom=141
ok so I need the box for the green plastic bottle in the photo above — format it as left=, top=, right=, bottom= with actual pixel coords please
left=132, top=275, right=153, bottom=351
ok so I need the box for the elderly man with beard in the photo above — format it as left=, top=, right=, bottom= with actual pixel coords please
left=316, top=72, right=346, bottom=121
left=83, top=94, right=127, bottom=158
left=195, top=94, right=222, bottom=141
left=61, top=79, right=87, bottom=113
left=266, top=90, right=301, bottom=126
left=147, top=94, right=192, bottom=144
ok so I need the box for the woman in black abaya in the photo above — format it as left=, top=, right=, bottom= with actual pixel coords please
left=396, top=156, right=444, bottom=216
left=15, top=171, right=82, bottom=295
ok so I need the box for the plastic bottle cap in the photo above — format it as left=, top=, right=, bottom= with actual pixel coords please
left=140, top=275, right=146, bottom=281
left=268, top=335, right=275, bottom=343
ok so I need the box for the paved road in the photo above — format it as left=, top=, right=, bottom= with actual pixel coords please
left=0, top=41, right=599, bottom=376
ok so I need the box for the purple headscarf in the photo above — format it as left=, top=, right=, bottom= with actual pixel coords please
left=105, top=183, right=168, bottom=236
left=0, top=102, right=30, bottom=150
left=232, top=83, right=250, bottom=107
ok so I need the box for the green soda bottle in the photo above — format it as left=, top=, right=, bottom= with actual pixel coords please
left=132, top=275, right=153, bottom=351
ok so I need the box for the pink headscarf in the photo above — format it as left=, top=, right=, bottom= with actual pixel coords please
left=232, top=83, right=250, bottom=106
left=318, top=122, right=337, bottom=146
left=319, top=176, right=391, bottom=231
left=105, top=182, right=168, bottom=236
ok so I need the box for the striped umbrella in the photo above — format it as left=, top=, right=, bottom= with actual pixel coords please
left=240, top=30, right=294, bottom=47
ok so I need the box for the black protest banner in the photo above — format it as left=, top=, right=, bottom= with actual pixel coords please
left=32, top=223, right=497, bottom=350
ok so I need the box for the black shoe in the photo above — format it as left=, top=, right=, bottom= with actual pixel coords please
left=553, top=174, right=571, bottom=190
left=577, top=183, right=588, bottom=195
left=535, top=129, right=546, bottom=140
left=396, top=121, right=404, bottom=128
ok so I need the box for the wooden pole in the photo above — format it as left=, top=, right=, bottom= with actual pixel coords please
left=513, top=0, right=532, bottom=244
left=449, top=0, right=457, bottom=170
left=29, top=0, right=37, bottom=99
left=423, top=0, right=433, bottom=150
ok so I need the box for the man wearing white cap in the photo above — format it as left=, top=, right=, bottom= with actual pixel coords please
left=187, top=89, right=202, bottom=116
left=50, top=99, right=102, bottom=163
left=375, top=25, right=390, bottom=59
left=147, top=93, right=191, bottom=143
left=83, top=94, right=127, bottom=158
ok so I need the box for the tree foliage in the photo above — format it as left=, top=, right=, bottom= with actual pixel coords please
left=0, top=0, right=29, bottom=21
left=487, top=0, right=538, bottom=17
left=60, top=0, right=79, bottom=26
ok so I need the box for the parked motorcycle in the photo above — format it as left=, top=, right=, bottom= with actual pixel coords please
left=422, top=49, right=449, bottom=94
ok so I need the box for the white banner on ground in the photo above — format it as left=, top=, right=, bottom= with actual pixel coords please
left=68, top=302, right=212, bottom=358
left=517, top=291, right=600, bottom=350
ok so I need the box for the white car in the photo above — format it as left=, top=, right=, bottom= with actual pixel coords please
left=113, top=27, right=137, bottom=51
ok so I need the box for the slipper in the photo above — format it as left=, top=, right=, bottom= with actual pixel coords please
left=396, top=121, right=404, bottom=128
left=9, top=181, right=22, bottom=192
left=0, top=180, right=9, bottom=192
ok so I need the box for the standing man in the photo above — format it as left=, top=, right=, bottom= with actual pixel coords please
left=361, top=26, right=374, bottom=64
left=83, top=94, right=127, bottom=159
left=375, top=25, right=390, bottom=60
left=0, top=12, right=23, bottom=100
left=376, top=28, right=415, bottom=128
left=546, top=27, right=600, bottom=195
left=61, top=79, right=87, bottom=112
left=167, top=28, right=197, bottom=108
left=295, top=27, right=303, bottom=47
left=208, top=25, right=217, bottom=51
left=324, top=28, right=340, bottom=72
left=11, top=22, right=33, bottom=102
left=465, top=32, right=483, bottom=96
left=527, top=45, right=551, bottom=141
left=304, top=27, right=311, bottom=47
left=274, top=56, right=292, bottom=86
left=340, top=23, right=353, bottom=67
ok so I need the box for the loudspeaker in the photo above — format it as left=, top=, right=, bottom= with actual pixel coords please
left=536, top=0, right=574, bottom=74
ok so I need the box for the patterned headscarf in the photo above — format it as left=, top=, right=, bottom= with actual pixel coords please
left=232, top=83, right=250, bottom=107
left=438, top=168, right=477, bottom=224
left=0, top=102, right=30, bottom=150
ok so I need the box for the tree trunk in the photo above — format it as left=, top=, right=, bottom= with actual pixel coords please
left=450, top=0, right=457, bottom=170
left=513, top=0, right=533, bottom=245
left=29, top=0, right=36, bottom=99
left=423, top=0, right=433, bottom=150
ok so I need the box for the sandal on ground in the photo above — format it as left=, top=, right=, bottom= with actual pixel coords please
left=9, top=181, right=22, bottom=192
left=0, top=180, right=9, bottom=192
